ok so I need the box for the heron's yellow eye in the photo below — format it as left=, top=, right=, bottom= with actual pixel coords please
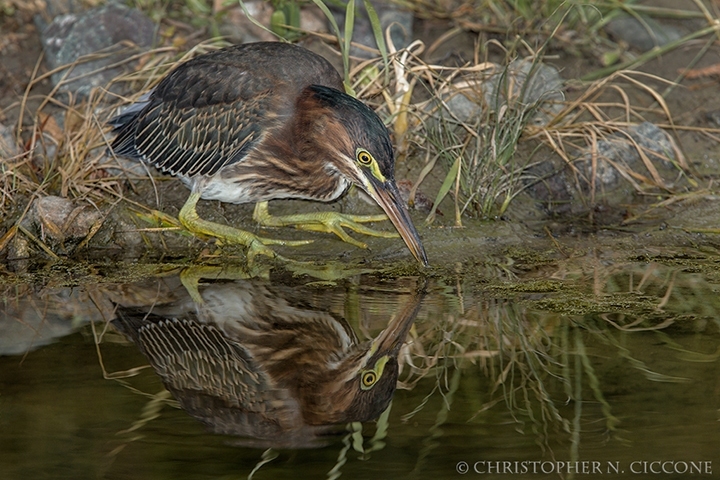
left=357, top=149, right=373, bottom=166
left=355, top=148, right=387, bottom=182
left=361, top=370, right=378, bottom=389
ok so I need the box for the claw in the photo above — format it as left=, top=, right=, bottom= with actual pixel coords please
left=253, top=201, right=398, bottom=249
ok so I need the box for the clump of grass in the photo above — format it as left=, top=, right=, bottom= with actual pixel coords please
left=529, top=69, right=689, bottom=203
left=423, top=62, right=545, bottom=224
left=346, top=36, right=551, bottom=224
left=0, top=43, right=193, bottom=251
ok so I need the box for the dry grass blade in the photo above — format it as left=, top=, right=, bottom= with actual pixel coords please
left=0, top=45, right=187, bottom=224
left=531, top=70, right=689, bottom=197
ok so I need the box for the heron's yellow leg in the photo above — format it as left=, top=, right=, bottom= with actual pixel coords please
left=134, top=209, right=187, bottom=232
left=252, top=201, right=399, bottom=249
left=179, top=265, right=267, bottom=304
left=178, top=192, right=311, bottom=261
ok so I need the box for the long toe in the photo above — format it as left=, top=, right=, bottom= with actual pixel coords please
left=294, top=212, right=400, bottom=248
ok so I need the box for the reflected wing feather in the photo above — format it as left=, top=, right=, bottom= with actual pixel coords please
left=114, top=310, right=276, bottom=412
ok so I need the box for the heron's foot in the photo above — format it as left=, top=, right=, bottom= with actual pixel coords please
left=178, top=192, right=312, bottom=262
left=135, top=209, right=193, bottom=235
left=179, top=265, right=270, bottom=304
left=253, top=202, right=399, bottom=249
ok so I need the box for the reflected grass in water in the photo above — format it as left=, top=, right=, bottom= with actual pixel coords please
left=0, top=259, right=719, bottom=478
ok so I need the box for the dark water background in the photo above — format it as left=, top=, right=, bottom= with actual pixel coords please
left=1, top=260, right=718, bottom=480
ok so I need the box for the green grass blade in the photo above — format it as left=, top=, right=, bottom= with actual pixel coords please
left=363, top=0, right=389, bottom=78
left=426, top=155, right=460, bottom=226
left=311, top=0, right=355, bottom=93
left=312, top=0, right=342, bottom=41
left=238, top=0, right=284, bottom=42
left=343, top=0, right=355, bottom=89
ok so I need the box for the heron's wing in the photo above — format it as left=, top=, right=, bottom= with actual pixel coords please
left=110, top=61, right=275, bottom=178
left=113, top=309, right=287, bottom=415
left=109, top=43, right=344, bottom=179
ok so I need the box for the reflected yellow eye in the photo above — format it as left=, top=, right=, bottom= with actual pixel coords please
left=361, top=370, right=378, bottom=389
left=357, top=149, right=373, bottom=166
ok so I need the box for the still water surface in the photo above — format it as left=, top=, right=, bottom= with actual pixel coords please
left=1, top=259, right=718, bottom=479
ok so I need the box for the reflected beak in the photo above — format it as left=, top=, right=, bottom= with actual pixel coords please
left=371, top=285, right=426, bottom=355
left=367, top=179, right=429, bottom=266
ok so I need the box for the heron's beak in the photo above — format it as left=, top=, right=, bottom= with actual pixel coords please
left=367, top=179, right=429, bottom=266
left=371, top=283, right=426, bottom=356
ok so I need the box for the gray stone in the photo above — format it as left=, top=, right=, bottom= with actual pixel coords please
left=576, top=122, right=676, bottom=190
left=604, top=15, right=683, bottom=52
left=523, top=122, right=679, bottom=219
left=34, top=0, right=85, bottom=29
left=21, top=195, right=104, bottom=253
left=439, top=85, right=484, bottom=125
left=630, top=121, right=675, bottom=162
left=40, top=3, right=156, bottom=97
left=0, top=123, right=19, bottom=159
left=483, top=58, right=564, bottom=125
left=431, top=58, right=564, bottom=127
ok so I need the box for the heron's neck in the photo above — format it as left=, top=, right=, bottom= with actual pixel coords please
left=241, top=114, right=349, bottom=201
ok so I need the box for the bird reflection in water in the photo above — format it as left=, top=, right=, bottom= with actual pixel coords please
left=112, top=278, right=424, bottom=448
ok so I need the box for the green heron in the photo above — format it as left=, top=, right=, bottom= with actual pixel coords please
left=112, top=278, right=424, bottom=448
left=110, top=41, right=428, bottom=265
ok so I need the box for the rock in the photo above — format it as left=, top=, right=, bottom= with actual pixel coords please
left=429, top=58, right=564, bottom=126
left=630, top=121, right=676, bottom=160
left=484, top=58, right=564, bottom=125
left=438, top=83, right=486, bottom=125
left=331, top=0, right=414, bottom=58
left=523, top=122, right=680, bottom=219
left=39, top=3, right=156, bottom=98
left=604, top=15, right=683, bottom=52
left=575, top=122, right=676, bottom=191
left=21, top=195, right=104, bottom=253
left=0, top=123, right=20, bottom=159
left=34, top=0, right=85, bottom=28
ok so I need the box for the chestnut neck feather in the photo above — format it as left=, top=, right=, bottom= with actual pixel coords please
left=248, top=86, right=353, bottom=201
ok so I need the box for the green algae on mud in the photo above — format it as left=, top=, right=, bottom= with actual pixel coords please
left=0, top=260, right=187, bottom=288
left=5, top=196, right=720, bottom=317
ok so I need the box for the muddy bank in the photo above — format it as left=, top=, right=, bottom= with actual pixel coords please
left=3, top=188, right=720, bottom=287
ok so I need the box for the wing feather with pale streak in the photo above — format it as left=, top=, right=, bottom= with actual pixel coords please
left=110, top=61, right=275, bottom=178
left=113, top=310, right=284, bottom=414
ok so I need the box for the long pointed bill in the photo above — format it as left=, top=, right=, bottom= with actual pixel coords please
left=367, top=179, right=429, bottom=266
left=371, top=283, right=426, bottom=356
